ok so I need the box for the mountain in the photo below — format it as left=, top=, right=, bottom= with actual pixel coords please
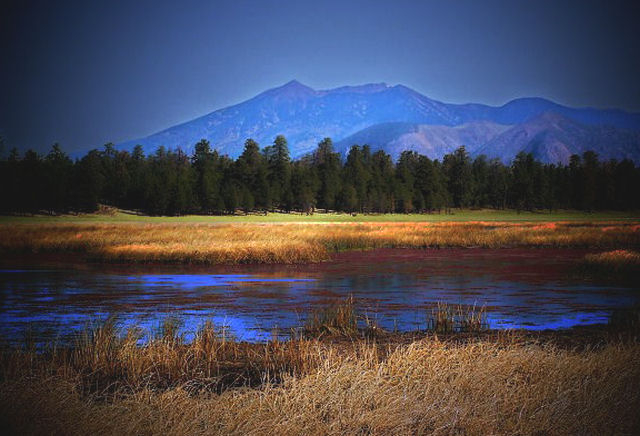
left=335, top=121, right=510, bottom=159
left=118, top=80, right=461, bottom=157
left=475, top=112, right=640, bottom=164
left=118, top=80, right=640, bottom=163
left=447, top=98, right=640, bottom=129
left=335, top=113, right=640, bottom=163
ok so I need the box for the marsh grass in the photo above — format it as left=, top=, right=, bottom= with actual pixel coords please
left=1, top=321, right=639, bottom=435
left=302, top=295, right=359, bottom=338
left=0, top=318, right=328, bottom=397
left=1, top=221, right=639, bottom=264
left=300, top=297, right=490, bottom=337
left=578, top=249, right=640, bottom=278
left=426, top=302, right=488, bottom=333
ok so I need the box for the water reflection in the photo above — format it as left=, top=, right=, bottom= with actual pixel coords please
left=0, top=249, right=638, bottom=343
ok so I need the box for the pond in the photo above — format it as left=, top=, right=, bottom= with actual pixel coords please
left=1, top=249, right=638, bottom=342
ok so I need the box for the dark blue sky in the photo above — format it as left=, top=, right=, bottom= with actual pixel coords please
left=2, top=0, right=639, bottom=154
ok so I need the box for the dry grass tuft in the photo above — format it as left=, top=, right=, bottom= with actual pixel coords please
left=579, top=249, right=640, bottom=278
left=427, top=302, right=488, bottom=333
left=303, top=295, right=359, bottom=338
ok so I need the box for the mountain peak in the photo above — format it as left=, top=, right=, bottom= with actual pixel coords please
left=282, top=79, right=306, bottom=88
left=262, top=80, right=317, bottom=99
left=281, top=79, right=314, bottom=91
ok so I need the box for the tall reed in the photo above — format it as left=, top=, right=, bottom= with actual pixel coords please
left=303, top=295, right=359, bottom=338
left=426, top=302, right=488, bottom=333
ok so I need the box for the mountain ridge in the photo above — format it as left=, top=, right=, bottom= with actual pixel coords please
left=117, top=80, right=640, bottom=163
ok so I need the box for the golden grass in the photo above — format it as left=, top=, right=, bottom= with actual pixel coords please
left=584, top=248, right=640, bottom=263
left=1, top=221, right=639, bottom=264
left=577, top=249, right=640, bottom=280
left=583, top=249, right=640, bottom=268
left=1, top=325, right=639, bottom=435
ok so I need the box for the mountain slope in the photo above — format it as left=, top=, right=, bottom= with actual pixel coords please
left=335, top=121, right=510, bottom=159
left=117, top=80, right=640, bottom=161
left=337, top=113, right=640, bottom=163
left=475, top=112, right=640, bottom=163
left=449, top=98, right=640, bottom=129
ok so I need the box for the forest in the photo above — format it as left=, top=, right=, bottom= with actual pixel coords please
left=1, top=136, right=639, bottom=216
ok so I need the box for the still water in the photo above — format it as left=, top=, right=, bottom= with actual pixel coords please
left=1, top=249, right=638, bottom=342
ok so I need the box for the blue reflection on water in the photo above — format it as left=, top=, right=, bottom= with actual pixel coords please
left=0, top=263, right=638, bottom=344
left=487, top=311, right=610, bottom=330
left=128, top=274, right=314, bottom=289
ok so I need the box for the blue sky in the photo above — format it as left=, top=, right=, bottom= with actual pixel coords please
left=1, top=0, right=639, bottom=154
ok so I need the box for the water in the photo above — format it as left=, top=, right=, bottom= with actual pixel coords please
left=0, top=249, right=638, bottom=342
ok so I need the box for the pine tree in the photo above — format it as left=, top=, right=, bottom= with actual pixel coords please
left=313, top=138, right=341, bottom=212
left=443, top=146, right=473, bottom=208
left=264, top=135, right=292, bottom=211
left=44, top=143, right=73, bottom=213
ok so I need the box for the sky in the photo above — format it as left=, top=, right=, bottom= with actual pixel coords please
left=2, top=0, right=640, bottom=154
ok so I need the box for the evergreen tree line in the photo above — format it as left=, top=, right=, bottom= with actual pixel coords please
left=1, top=135, right=639, bottom=216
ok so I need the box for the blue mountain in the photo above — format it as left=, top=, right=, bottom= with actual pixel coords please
left=118, top=80, right=640, bottom=163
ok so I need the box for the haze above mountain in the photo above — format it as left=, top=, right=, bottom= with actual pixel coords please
left=118, top=80, right=640, bottom=163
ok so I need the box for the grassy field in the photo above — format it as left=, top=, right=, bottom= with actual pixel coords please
left=1, top=317, right=638, bottom=435
left=1, top=208, right=639, bottom=224
left=1, top=220, right=639, bottom=264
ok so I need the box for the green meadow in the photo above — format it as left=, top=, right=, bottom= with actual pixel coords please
left=1, top=208, right=638, bottom=224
